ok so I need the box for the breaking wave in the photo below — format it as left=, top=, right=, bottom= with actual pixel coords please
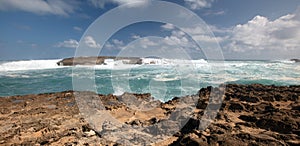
left=0, top=59, right=64, bottom=72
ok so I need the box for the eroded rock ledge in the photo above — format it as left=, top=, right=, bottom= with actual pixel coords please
left=0, top=84, right=299, bottom=145
left=57, top=56, right=142, bottom=66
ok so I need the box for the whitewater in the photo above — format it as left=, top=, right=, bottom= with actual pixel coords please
left=0, top=59, right=299, bottom=101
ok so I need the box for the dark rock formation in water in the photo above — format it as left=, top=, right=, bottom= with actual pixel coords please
left=0, top=84, right=299, bottom=145
left=291, top=59, right=300, bottom=62
left=57, top=56, right=143, bottom=66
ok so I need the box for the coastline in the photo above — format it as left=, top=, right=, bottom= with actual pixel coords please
left=0, top=84, right=299, bottom=145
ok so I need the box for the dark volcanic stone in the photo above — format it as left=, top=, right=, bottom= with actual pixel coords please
left=255, top=118, right=294, bottom=134
left=291, top=59, right=300, bottom=62
left=196, top=99, right=208, bottom=109
left=239, top=95, right=260, bottom=103
left=261, top=95, right=275, bottom=101
left=292, top=105, right=300, bottom=111
left=228, top=102, right=244, bottom=112
left=180, top=118, right=200, bottom=135
left=238, top=115, right=257, bottom=122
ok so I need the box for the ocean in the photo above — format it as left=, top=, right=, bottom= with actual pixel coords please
left=0, top=59, right=299, bottom=101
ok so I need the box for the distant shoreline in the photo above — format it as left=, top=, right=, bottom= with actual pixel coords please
left=0, top=57, right=299, bottom=63
left=56, top=56, right=300, bottom=66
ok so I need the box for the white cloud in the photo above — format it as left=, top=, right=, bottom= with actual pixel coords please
left=159, top=8, right=300, bottom=59
left=209, top=25, right=231, bottom=34
left=84, top=36, right=101, bottom=48
left=73, top=26, right=82, bottom=32
left=184, top=0, right=214, bottom=10
left=161, top=22, right=226, bottom=44
left=164, top=25, right=226, bottom=45
left=104, top=42, right=114, bottom=49
left=225, top=11, right=300, bottom=53
left=104, top=37, right=158, bottom=51
left=147, top=23, right=218, bottom=56
left=139, top=38, right=157, bottom=48
left=232, top=16, right=269, bottom=48
left=88, top=0, right=149, bottom=8
left=164, top=31, right=190, bottom=46
left=112, top=39, right=124, bottom=46
left=104, top=39, right=126, bottom=50
left=204, top=10, right=225, bottom=16
left=0, top=0, right=76, bottom=16
left=56, top=39, right=79, bottom=48
left=161, top=23, right=175, bottom=30
left=131, top=34, right=141, bottom=39
left=157, top=10, right=300, bottom=59
left=212, top=10, right=225, bottom=15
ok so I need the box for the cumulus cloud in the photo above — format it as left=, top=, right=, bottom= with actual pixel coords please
left=161, top=23, right=175, bottom=30
left=158, top=9, right=300, bottom=59
left=225, top=11, right=300, bottom=53
left=139, top=38, right=158, bottom=48
left=160, top=11, right=300, bottom=59
left=56, top=39, right=79, bottom=48
left=84, top=36, right=101, bottom=48
left=184, top=0, right=214, bottom=10
left=105, top=37, right=161, bottom=52
left=131, top=34, right=141, bottom=39
left=183, top=26, right=226, bottom=43
left=0, top=0, right=77, bottom=16
left=112, top=39, right=124, bottom=46
left=164, top=31, right=190, bottom=46
left=161, top=23, right=224, bottom=45
left=88, top=0, right=149, bottom=8
left=104, top=39, right=126, bottom=50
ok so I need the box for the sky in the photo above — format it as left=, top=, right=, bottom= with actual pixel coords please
left=0, top=0, right=300, bottom=60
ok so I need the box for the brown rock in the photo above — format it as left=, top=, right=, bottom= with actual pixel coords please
left=0, top=84, right=300, bottom=145
left=228, top=102, right=244, bottom=112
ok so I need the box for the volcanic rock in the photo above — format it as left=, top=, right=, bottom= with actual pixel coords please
left=0, top=84, right=299, bottom=145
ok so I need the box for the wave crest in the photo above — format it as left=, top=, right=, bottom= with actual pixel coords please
left=0, top=59, right=64, bottom=71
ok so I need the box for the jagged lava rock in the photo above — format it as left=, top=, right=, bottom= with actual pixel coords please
left=0, top=84, right=299, bottom=145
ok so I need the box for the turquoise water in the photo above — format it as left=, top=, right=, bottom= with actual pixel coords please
left=0, top=59, right=299, bottom=101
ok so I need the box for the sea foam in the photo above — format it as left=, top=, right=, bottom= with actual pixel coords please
left=0, top=59, right=64, bottom=72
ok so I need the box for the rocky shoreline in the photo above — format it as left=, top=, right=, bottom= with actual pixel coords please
left=57, top=57, right=300, bottom=66
left=0, top=84, right=299, bottom=145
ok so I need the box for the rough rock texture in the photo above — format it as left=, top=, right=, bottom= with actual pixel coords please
left=171, top=84, right=300, bottom=146
left=57, top=56, right=143, bottom=66
left=0, top=84, right=299, bottom=145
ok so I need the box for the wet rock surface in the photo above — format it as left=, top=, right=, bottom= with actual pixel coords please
left=0, top=84, right=299, bottom=145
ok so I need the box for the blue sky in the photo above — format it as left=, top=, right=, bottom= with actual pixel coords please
left=0, top=0, right=300, bottom=60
